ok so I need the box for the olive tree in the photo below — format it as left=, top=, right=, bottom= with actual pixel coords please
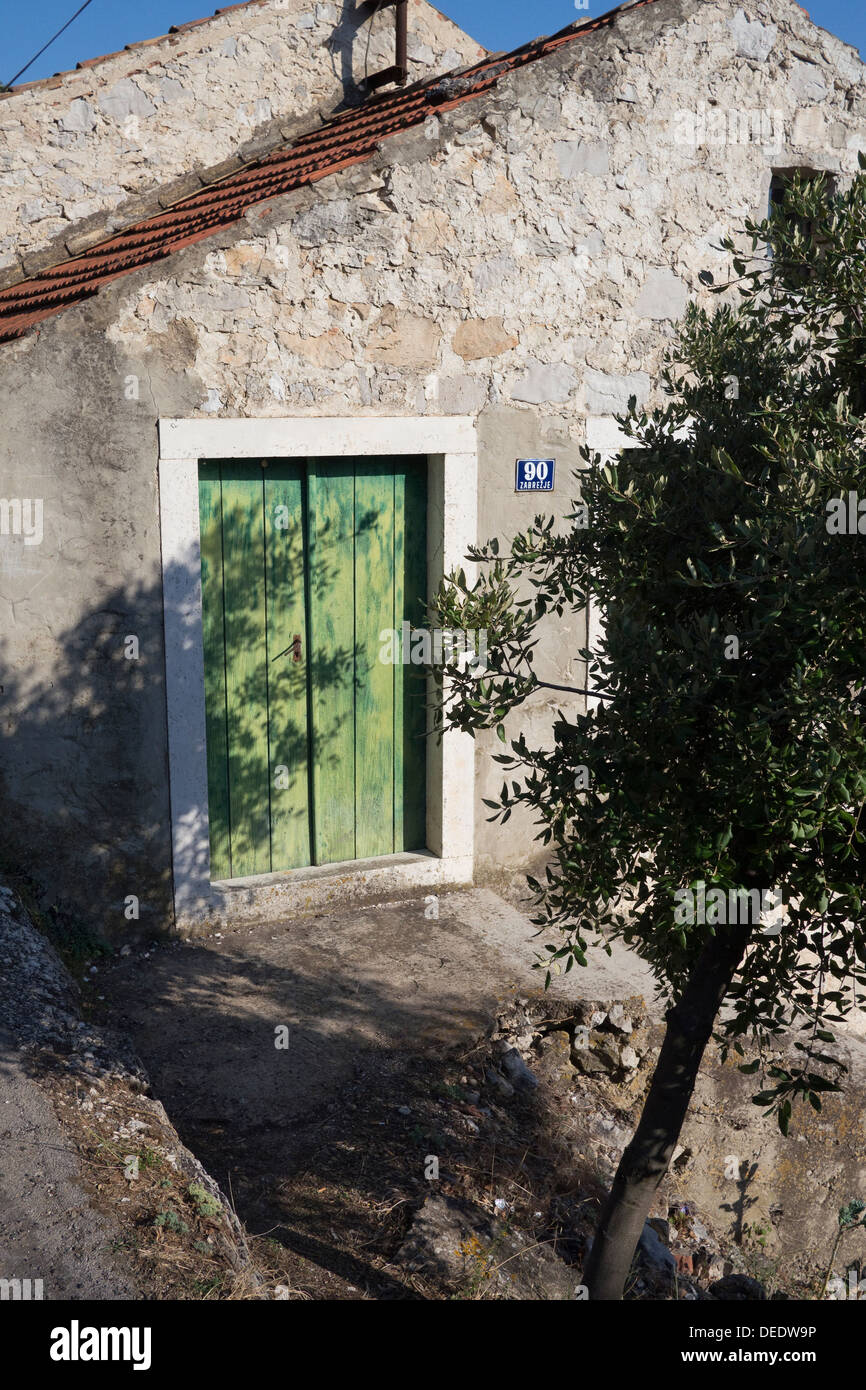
left=430, top=160, right=866, bottom=1299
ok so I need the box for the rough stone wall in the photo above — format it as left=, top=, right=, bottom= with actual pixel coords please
left=678, top=1028, right=866, bottom=1289
left=0, top=0, right=864, bottom=933
left=0, top=0, right=485, bottom=275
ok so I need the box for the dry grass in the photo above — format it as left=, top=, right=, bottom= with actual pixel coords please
left=34, top=1052, right=276, bottom=1300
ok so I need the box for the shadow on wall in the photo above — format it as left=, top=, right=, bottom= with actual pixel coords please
left=719, top=1158, right=760, bottom=1247
left=0, top=516, right=427, bottom=946
left=0, top=564, right=187, bottom=944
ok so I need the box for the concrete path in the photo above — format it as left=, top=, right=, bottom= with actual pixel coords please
left=0, top=896, right=140, bottom=1301
left=0, top=1037, right=139, bottom=1300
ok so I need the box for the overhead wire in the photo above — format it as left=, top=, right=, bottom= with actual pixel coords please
left=5, top=0, right=98, bottom=89
left=363, top=0, right=386, bottom=89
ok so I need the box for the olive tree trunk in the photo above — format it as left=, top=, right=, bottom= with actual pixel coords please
left=582, top=923, right=751, bottom=1300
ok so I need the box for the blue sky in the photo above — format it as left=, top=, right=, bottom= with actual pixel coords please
left=4, top=1, right=864, bottom=88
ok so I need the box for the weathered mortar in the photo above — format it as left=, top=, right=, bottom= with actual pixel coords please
left=0, top=0, right=864, bottom=935
left=0, top=0, right=484, bottom=274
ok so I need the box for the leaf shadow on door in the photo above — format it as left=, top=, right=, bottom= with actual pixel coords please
left=306, top=501, right=379, bottom=866
left=202, top=480, right=355, bottom=881
left=202, top=461, right=428, bottom=878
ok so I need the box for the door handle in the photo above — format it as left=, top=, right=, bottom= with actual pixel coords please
left=271, top=635, right=303, bottom=664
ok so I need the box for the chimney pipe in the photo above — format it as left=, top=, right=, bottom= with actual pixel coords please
left=395, top=0, right=408, bottom=85
left=363, top=0, right=409, bottom=92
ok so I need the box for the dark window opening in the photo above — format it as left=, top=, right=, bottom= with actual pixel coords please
left=768, top=168, right=832, bottom=283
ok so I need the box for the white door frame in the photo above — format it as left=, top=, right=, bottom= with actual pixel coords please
left=157, top=416, right=477, bottom=930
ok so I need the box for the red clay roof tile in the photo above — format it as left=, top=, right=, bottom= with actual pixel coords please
left=0, top=2, right=657, bottom=345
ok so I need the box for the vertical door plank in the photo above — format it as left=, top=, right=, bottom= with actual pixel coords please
left=355, top=462, right=396, bottom=859
left=265, top=462, right=311, bottom=870
left=392, top=466, right=406, bottom=852
left=220, top=462, right=271, bottom=878
left=198, top=463, right=232, bottom=880
left=397, top=458, right=428, bottom=851
left=307, top=459, right=356, bottom=865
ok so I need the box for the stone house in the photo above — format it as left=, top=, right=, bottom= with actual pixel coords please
left=0, top=0, right=863, bottom=939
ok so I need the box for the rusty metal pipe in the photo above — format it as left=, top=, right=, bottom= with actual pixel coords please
left=395, top=0, right=408, bottom=85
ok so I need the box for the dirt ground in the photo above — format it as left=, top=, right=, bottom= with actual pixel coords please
left=8, top=878, right=860, bottom=1300
left=89, top=887, right=658, bottom=1299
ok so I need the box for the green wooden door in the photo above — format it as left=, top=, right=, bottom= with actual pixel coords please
left=198, top=457, right=427, bottom=879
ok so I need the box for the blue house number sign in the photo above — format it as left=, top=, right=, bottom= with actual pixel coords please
left=515, top=458, right=555, bottom=492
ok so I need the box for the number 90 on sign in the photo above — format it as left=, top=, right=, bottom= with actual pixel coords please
left=515, top=458, right=555, bottom=492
